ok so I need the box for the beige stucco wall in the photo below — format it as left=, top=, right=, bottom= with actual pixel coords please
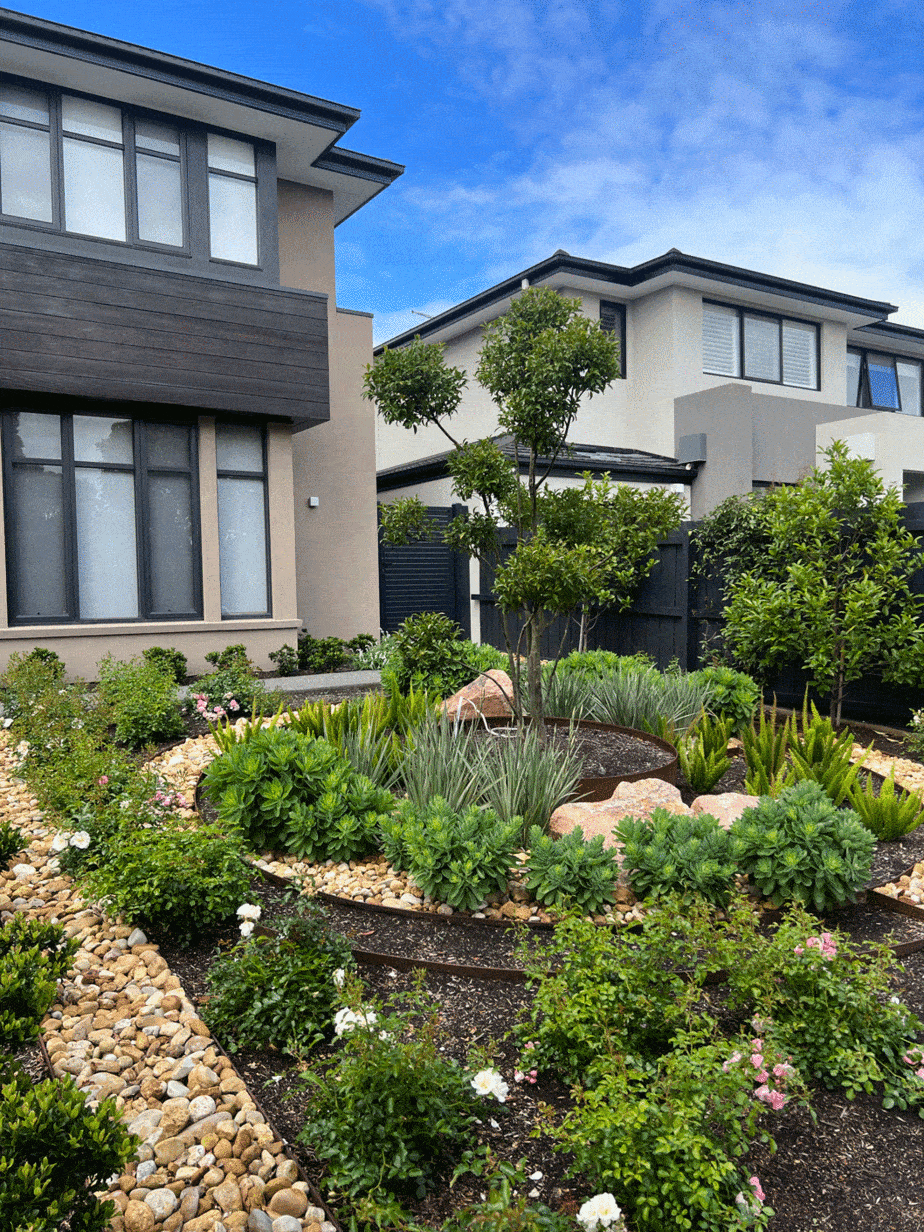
left=816, top=413, right=924, bottom=496
left=278, top=181, right=380, bottom=637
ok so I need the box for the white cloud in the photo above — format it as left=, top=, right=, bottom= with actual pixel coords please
left=368, top=0, right=924, bottom=328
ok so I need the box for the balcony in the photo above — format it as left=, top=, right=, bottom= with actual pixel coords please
left=0, top=242, right=329, bottom=427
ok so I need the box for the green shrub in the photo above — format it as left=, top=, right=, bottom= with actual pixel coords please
left=202, top=726, right=394, bottom=861
left=476, top=723, right=583, bottom=842
left=0, top=820, right=23, bottom=869
left=297, top=989, right=487, bottom=1199
left=0, top=917, right=77, bottom=1050
left=614, top=808, right=739, bottom=908
left=0, top=1058, right=137, bottom=1232
left=849, top=767, right=924, bottom=840
left=399, top=712, right=486, bottom=813
left=205, top=643, right=250, bottom=670
left=269, top=643, right=300, bottom=676
left=297, top=633, right=352, bottom=673
left=204, top=894, right=354, bottom=1053
left=438, top=1164, right=585, bottom=1232
left=731, top=780, right=875, bottom=911
left=677, top=711, right=732, bottom=793
left=97, top=654, right=185, bottom=748
left=142, top=645, right=188, bottom=683
left=80, top=821, right=251, bottom=943
left=589, top=659, right=711, bottom=742
left=524, top=825, right=619, bottom=915
left=690, top=663, right=760, bottom=734
left=387, top=612, right=480, bottom=698
left=350, top=633, right=399, bottom=670
left=380, top=797, right=520, bottom=911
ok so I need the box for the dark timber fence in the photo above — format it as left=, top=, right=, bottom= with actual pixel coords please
left=378, top=503, right=924, bottom=727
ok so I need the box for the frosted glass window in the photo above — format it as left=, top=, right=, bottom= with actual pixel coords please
left=782, top=320, right=818, bottom=388
left=218, top=478, right=268, bottom=615
left=702, top=305, right=740, bottom=377
left=744, top=315, right=780, bottom=382
left=75, top=469, right=138, bottom=618
left=147, top=423, right=191, bottom=469
left=216, top=424, right=263, bottom=472
left=62, top=95, right=123, bottom=142
left=74, top=416, right=133, bottom=464
left=136, top=153, right=183, bottom=246
left=846, top=351, right=862, bottom=406
left=208, top=133, right=255, bottom=176
left=897, top=361, right=922, bottom=416
left=63, top=138, right=126, bottom=241
left=149, top=475, right=195, bottom=613
left=9, top=466, right=67, bottom=619
left=0, top=82, right=49, bottom=125
left=208, top=174, right=257, bottom=264
left=0, top=124, right=52, bottom=221
left=867, top=354, right=900, bottom=409
left=9, top=412, right=61, bottom=460
left=135, top=119, right=179, bottom=156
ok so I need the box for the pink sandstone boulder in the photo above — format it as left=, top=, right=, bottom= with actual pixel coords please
left=691, top=791, right=759, bottom=831
left=549, top=778, right=692, bottom=851
left=442, top=670, right=515, bottom=721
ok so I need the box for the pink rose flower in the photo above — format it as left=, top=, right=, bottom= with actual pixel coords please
left=749, top=1177, right=765, bottom=1203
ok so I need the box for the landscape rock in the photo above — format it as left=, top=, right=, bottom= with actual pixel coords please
left=692, top=791, right=759, bottom=830
left=442, top=671, right=515, bottom=721
left=267, top=1188, right=308, bottom=1218
left=124, top=1200, right=157, bottom=1232
left=549, top=777, right=691, bottom=849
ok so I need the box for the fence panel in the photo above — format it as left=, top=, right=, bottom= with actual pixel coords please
left=378, top=505, right=470, bottom=636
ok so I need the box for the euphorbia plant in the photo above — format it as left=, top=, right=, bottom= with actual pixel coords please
left=366, top=288, right=682, bottom=739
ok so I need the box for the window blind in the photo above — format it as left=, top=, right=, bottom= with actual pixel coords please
left=782, top=320, right=817, bottom=388
left=703, top=305, right=740, bottom=376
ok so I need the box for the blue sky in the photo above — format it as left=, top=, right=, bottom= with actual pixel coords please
left=20, top=0, right=924, bottom=341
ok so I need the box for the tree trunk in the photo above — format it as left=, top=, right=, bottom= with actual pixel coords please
left=526, top=614, right=546, bottom=745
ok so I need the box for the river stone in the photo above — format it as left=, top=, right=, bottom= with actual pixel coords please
left=271, top=1218, right=303, bottom=1232
left=166, top=1080, right=190, bottom=1098
left=136, top=1161, right=157, bottom=1182
left=189, top=1095, right=217, bottom=1121
left=154, top=1137, right=187, bottom=1166
left=247, top=1213, right=273, bottom=1232
left=159, top=1098, right=191, bottom=1136
left=145, top=1189, right=178, bottom=1220
left=213, top=1178, right=244, bottom=1212
left=124, top=1200, right=156, bottom=1232
left=180, top=1187, right=201, bottom=1219
left=267, top=1189, right=307, bottom=1218
left=129, top=1109, right=163, bottom=1139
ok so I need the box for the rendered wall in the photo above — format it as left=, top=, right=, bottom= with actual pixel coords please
left=278, top=181, right=380, bottom=637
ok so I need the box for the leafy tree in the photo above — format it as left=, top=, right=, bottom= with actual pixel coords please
left=369, top=287, right=682, bottom=736
left=721, top=441, right=924, bottom=724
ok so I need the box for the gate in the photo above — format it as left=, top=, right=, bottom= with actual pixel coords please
left=378, top=505, right=470, bottom=636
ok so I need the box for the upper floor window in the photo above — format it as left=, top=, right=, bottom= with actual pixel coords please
left=600, top=300, right=627, bottom=377
left=703, top=301, right=819, bottom=390
left=847, top=348, right=922, bottom=416
left=0, top=75, right=272, bottom=276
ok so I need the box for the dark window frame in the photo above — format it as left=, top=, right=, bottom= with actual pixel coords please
left=215, top=421, right=273, bottom=620
left=847, top=346, right=923, bottom=416
left=0, top=71, right=279, bottom=285
left=599, top=299, right=627, bottom=378
left=2, top=407, right=203, bottom=626
left=703, top=299, right=821, bottom=391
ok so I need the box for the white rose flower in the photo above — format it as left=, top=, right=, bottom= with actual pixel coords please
left=470, top=1068, right=509, bottom=1103
left=69, top=831, right=91, bottom=850
left=236, top=903, right=262, bottom=921
left=333, top=1007, right=378, bottom=1037
left=239, top=920, right=256, bottom=938
left=332, top=967, right=346, bottom=989
left=50, top=833, right=68, bottom=852
left=577, top=1194, right=623, bottom=1232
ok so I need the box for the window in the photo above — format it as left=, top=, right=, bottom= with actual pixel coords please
left=2, top=410, right=200, bottom=623
left=599, top=300, right=627, bottom=377
left=216, top=424, right=270, bottom=617
left=847, top=348, right=922, bottom=416
left=703, top=302, right=819, bottom=389
left=0, top=74, right=269, bottom=273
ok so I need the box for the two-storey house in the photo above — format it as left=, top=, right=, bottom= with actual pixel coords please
left=0, top=8, right=402, bottom=676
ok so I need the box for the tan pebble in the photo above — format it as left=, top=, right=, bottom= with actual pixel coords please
left=239, top=1176, right=265, bottom=1212
left=201, top=1167, right=224, bottom=1188
left=211, top=1177, right=243, bottom=1213
left=268, top=1188, right=308, bottom=1218
left=213, top=1140, right=232, bottom=1160
left=214, top=1119, right=237, bottom=1141
left=123, top=1200, right=156, bottom=1232
left=161, top=1214, right=183, bottom=1232
left=223, top=1158, right=246, bottom=1177
left=224, top=1213, right=249, bottom=1232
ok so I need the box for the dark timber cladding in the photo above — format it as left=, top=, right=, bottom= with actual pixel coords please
left=0, top=243, right=330, bottom=426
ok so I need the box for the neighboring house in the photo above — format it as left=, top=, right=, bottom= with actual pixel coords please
left=375, top=248, right=924, bottom=639
left=0, top=8, right=402, bottom=676
left=376, top=248, right=924, bottom=517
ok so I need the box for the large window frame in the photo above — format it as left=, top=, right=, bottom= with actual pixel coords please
left=0, top=72, right=279, bottom=284
left=847, top=347, right=923, bottom=417
left=215, top=422, right=272, bottom=620
left=2, top=407, right=202, bottom=626
left=703, top=300, right=821, bottom=391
